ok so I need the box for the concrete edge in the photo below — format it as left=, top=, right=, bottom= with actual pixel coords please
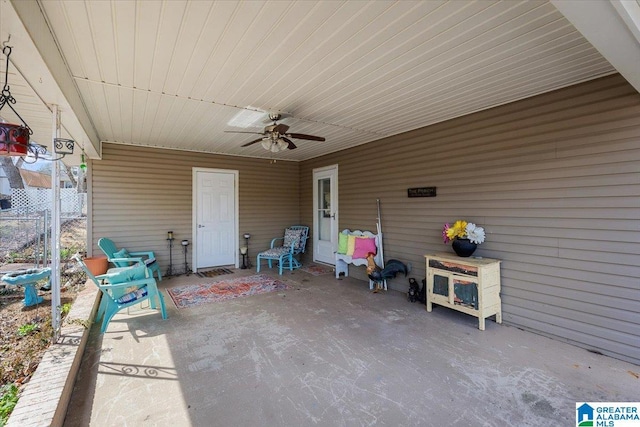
left=6, top=282, right=99, bottom=427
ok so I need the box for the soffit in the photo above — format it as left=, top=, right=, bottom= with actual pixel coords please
left=0, top=1, right=96, bottom=164
left=35, top=0, right=616, bottom=161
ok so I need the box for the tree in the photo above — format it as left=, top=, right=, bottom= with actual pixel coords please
left=1, top=157, right=24, bottom=189
left=63, top=162, right=77, bottom=188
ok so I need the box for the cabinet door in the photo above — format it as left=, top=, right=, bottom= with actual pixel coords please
left=452, top=275, right=478, bottom=310
left=432, top=272, right=449, bottom=297
left=427, top=270, right=451, bottom=306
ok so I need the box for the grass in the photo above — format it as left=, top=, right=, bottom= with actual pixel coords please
left=0, top=293, right=82, bottom=424
left=0, top=218, right=86, bottom=423
left=0, top=384, right=19, bottom=426
left=61, top=302, right=72, bottom=316
left=60, top=247, right=81, bottom=261
left=16, top=323, right=39, bottom=337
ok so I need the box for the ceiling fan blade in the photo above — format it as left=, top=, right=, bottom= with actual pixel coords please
left=273, top=124, right=290, bottom=134
left=287, top=133, right=325, bottom=141
left=225, top=130, right=264, bottom=135
left=282, top=137, right=297, bottom=150
left=241, top=138, right=264, bottom=147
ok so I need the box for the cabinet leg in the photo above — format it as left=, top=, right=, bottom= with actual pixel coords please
left=496, top=311, right=502, bottom=324
left=479, top=317, right=485, bottom=331
left=426, top=300, right=432, bottom=312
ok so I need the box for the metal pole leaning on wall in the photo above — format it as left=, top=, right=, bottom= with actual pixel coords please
left=376, top=198, right=384, bottom=267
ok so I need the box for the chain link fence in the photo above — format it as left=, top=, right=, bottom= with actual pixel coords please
left=0, top=189, right=86, bottom=265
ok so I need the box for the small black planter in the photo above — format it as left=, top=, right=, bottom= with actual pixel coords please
left=452, top=238, right=477, bottom=257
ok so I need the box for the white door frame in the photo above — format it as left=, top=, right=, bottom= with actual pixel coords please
left=192, top=167, right=239, bottom=272
left=313, top=164, right=338, bottom=264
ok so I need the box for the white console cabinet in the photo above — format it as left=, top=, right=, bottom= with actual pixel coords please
left=425, top=253, right=502, bottom=330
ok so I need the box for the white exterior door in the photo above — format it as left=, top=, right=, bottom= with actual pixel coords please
left=194, top=169, right=238, bottom=269
left=313, top=165, right=338, bottom=265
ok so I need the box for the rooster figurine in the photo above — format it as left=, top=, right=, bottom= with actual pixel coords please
left=366, top=252, right=408, bottom=292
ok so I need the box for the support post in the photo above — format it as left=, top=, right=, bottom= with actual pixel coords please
left=51, top=105, right=61, bottom=341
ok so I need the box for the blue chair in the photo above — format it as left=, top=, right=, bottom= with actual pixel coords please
left=98, top=237, right=162, bottom=281
left=256, top=226, right=309, bottom=275
left=74, top=255, right=167, bottom=333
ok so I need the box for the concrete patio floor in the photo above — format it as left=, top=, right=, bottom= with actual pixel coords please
left=64, top=267, right=638, bottom=426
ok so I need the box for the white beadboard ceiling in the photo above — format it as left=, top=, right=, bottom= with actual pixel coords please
left=3, top=0, right=633, bottom=162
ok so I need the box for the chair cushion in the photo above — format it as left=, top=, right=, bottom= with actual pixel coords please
left=346, top=235, right=357, bottom=256
left=115, top=287, right=148, bottom=304
left=104, top=265, right=148, bottom=284
left=352, top=237, right=377, bottom=258
left=112, top=248, right=130, bottom=267
left=337, top=232, right=348, bottom=254
left=284, top=228, right=304, bottom=251
left=260, top=247, right=290, bottom=258
left=113, top=248, right=129, bottom=259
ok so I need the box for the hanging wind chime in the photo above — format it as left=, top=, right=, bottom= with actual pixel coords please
left=0, top=44, right=46, bottom=159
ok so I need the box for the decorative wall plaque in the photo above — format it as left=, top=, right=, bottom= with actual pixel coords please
left=407, top=187, right=437, bottom=197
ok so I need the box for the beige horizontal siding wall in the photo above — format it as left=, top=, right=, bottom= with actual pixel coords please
left=90, top=144, right=299, bottom=271
left=300, top=75, right=640, bottom=365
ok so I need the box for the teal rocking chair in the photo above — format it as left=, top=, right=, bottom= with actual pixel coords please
left=256, top=226, right=309, bottom=275
left=98, top=237, right=162, bottom=281
left=74, top=255, right=167, bottom=333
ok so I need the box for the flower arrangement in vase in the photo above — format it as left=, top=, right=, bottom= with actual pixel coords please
left=442, top=220, right=485, bottom=257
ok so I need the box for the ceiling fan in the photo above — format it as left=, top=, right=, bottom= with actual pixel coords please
left=225, top=113, right=325, bottom=152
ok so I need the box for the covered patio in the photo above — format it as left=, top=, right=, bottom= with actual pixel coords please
left=1, top=1, right=639, bottom=424
left=61, top=268, right=638, bottom=426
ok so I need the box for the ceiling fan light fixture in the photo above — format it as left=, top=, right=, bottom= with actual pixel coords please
left=229, top=112, right=324, bottom=152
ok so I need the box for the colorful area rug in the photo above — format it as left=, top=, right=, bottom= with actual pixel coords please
left=167, top=274, right=288, bottom=309
left=300, top=264, right=334, bottom=276
left=196, top=268, right=234, bottom=278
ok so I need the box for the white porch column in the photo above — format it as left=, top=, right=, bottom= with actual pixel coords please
left=51, top=104, right=61, bottom=340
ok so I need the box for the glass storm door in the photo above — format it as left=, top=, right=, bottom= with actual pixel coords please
left=313, top=165, right=338, bottom=264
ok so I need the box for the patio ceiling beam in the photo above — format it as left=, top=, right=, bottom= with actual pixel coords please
left=9, top=0, right=100, bottom=158
left=551, top=0, right=640, bottom=94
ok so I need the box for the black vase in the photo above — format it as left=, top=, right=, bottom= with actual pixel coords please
left=452, top=238, right=477, bottom=257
